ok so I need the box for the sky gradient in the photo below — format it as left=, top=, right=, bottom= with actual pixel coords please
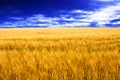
left=0, top=0, right=120, bottom=28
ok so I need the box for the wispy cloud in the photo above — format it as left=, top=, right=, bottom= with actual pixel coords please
left=10, top=17, right=24, bottom=20
left=0, top=2, right=120, bottom=28
left=87, top=3, right=120, bottom=26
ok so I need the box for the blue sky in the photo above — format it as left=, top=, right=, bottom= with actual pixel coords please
left=0, top=0, right=120, bottom=28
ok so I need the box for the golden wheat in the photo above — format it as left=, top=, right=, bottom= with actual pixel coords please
left=0, top=28, right=120, bottom=80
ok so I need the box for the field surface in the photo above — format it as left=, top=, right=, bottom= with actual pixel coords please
left=0, top=28, right=120, bottom=80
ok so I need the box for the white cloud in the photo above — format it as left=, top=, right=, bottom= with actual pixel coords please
left=0, top=2, right=120, bottom=28
left=112, top=21, right=120, bottom=24
left=70, top=10, right=92, bottom=14
left=27, top=14, right=60, bottom=23
left=68, top=2, right=120, bottom=27
left=60, top=16, right=76, bottom=21
left=61, top=22, right=90, bottom=27
left=71, top=10, right=83, bottom=13
left=70, top=3, right=120, bottom=27
left=87, top=3, right=120, bottom=26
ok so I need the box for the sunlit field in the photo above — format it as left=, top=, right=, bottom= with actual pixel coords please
left=0, top=28, right=120, bottom=80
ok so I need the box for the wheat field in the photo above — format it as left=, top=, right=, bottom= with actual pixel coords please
left=0, top=28, right=120, bottom=80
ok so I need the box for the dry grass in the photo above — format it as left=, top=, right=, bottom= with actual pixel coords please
left=0, top=28, right=120, bottom=80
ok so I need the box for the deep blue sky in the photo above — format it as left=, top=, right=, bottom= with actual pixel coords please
left=0, top=0, right=120, bottom=28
